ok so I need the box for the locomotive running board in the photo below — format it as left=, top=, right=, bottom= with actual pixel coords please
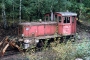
left=35, top=34, right=61, bottom=39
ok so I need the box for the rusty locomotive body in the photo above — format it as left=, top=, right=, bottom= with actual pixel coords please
left=0, top=12, right=77, bottom=56
left=17, top=12, right=77, bottom=49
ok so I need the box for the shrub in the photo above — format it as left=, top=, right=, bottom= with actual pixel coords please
left=52, top=39, right=90, bottom=60
left=26, top=38, right=90, bottom=60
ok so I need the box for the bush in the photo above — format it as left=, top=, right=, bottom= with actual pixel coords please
left=52, top=40, right=90, bottom=60
left=25, top=38, right=90, bottom=60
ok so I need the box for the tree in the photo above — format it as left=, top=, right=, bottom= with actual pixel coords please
left=0, top=0, right=90, bottom=22
left=1, top=0, right=7, bottom=29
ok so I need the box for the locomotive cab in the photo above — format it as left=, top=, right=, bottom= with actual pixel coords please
left=55, top=12, right=77, bottom=36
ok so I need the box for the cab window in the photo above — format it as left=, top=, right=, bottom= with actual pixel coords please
left=58, top=16, right=61, bottom=22
left=63, top=17, right=70, bottom=23
left=45, top=16, right=49, bottom=21
left=55, top=15, right=57, bottom=21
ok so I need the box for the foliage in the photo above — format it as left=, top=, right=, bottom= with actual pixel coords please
left=24, top=38, right=90, bottom=60
left=52, top=41, right=76, bottom=60
left=0, top=0, right=90, bottom=22
left=52, top=39, right=90, bottom=60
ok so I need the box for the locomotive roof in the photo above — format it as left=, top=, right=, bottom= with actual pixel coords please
left=19, top=22, right=57, bottom=26
left=55, top=12, right=77, bottom=16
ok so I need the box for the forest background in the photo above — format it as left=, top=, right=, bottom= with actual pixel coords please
left=0, top=0, right=90, bottom=28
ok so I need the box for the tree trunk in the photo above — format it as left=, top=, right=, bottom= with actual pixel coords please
left=11, top=1, right=15, bottom=28
left=13, top=2, right=14, bottom=23
left=2, top=2, right=7, bottom=29
left=19, top=0, right=22, bottom=23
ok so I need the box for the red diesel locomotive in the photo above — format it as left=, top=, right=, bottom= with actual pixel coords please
left=18, top=11, right=77, bottom=49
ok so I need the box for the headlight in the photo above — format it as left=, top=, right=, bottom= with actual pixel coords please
left=35, top=39, right=39, bottom=43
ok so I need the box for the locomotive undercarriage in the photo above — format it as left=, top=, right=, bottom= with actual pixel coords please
left=0, top=33, right=75, bottom=56
left=16, top=33, right=75, bottom=49
left=19, top=34, right=61, bottom=49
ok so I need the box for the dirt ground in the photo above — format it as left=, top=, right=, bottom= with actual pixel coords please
left=0, top=21, right=90, bottom=60
left=0, top=23, right=18, bottom=41
left=77, top=21, right=90, bottom=41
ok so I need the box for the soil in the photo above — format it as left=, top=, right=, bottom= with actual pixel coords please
left=77, top=21, right=90, bottom=40
left=0, top=21, right=90, bottom=60
left=0, top=23, right=18, bottom=41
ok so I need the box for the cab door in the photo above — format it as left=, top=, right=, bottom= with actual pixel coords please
left=58, top=16, right=63, bottom=35
left=62, top=16, right=72, bottom=35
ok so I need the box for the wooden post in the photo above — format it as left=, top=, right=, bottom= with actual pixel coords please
left=2, top=43, right=9, bottom=56
left=9, top=41, right=23, bottom=53
left=0, top=36, right=9, bottom=46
